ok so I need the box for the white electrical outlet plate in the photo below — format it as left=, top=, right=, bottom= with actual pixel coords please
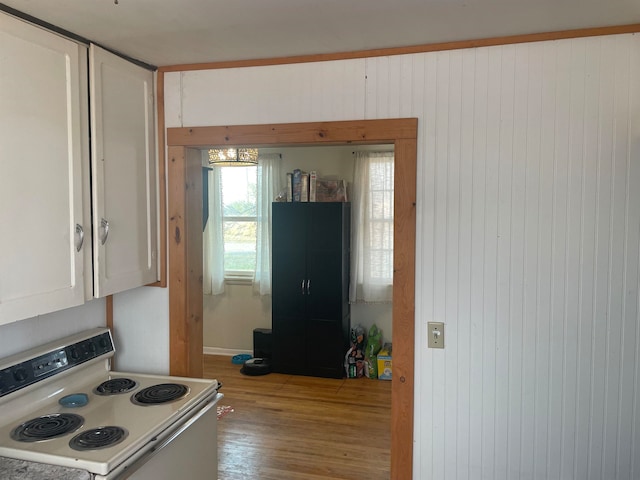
left=428, top=322, right=445, bottom=348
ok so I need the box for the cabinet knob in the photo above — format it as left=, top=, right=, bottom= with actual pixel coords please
left=75, top=224, right=84, bottom=252
left=100, top=218, right=110, bottom=245
left=301, top=280, right=305, bottom=295
left=306, top=279, right=311, bottom=295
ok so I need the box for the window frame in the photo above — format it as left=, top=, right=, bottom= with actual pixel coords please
left=350, top=150, right=395, bottom=303
left=219, top=165, right=258, bottom=281
left=366, top=158, right=394, bottom=286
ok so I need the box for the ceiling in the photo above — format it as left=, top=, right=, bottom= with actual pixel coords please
left=1, top=0, right=640, bottom=67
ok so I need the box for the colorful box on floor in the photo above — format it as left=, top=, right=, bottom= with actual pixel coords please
left=377, top=343, right=392, bottom=380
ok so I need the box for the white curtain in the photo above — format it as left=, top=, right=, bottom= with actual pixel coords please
left=254, top=153, right=281, bottom=295
left=350, top=151, right=394, bottom=303
left=203, top=165, right=225, bottom=295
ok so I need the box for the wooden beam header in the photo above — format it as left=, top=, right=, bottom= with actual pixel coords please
left=167, top=118, right=418, bottom=147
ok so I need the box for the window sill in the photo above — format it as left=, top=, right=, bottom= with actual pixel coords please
left=224, top=275, right=254, bottom=286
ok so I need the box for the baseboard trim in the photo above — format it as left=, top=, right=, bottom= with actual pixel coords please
left=203, top=346, right=252, bottom=357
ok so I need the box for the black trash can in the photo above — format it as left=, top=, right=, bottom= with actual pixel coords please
left=253, top=328, right=272, bottom=359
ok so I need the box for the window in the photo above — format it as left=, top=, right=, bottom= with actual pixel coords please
left=203, top=151, right=280, bottom=295
left=220, top=166, right=257, bottom=276
left=350, top=151, right=394, bottom=303
left=367, top=157, right=394, bottom=282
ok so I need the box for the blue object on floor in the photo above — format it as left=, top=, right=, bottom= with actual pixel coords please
left=231, top=353, right=252, bottom=365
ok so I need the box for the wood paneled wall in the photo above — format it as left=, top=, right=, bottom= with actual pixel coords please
left=364, top=35, right=640, bottom=479
left=164, top=32, right=640, bottom=479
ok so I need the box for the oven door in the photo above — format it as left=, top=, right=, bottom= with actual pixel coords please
left=100, top=393, right=222, bottom=480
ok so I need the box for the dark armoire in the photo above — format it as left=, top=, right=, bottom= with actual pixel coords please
left=271, top=202, right=350, bottom=378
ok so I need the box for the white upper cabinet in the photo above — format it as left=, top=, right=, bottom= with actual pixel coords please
left=89, top=44, right=158, bottom=297
left=0, top=13, right=87, bottom=325
left=0, top=13, right=160, bottom=324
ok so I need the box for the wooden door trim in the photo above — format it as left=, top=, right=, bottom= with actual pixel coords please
left=167, top=145, right=204, bottom=377
left=167, top=118, right=418, bottom=480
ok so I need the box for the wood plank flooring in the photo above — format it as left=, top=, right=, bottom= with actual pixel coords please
left=203, top=355, right=391, bottom=480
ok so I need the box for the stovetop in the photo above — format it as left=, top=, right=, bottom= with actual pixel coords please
left=0, top=328, right=219, bottom=475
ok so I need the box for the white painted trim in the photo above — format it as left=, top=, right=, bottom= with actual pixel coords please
left=203, top=346, right=252, bottom=357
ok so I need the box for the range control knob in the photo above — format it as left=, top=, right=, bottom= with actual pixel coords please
left=88, top=342, right=97, bottom=353
left=69, top=347, right=79, bottom=360
left=13, top=368, right=28, bottom=382
left=99, top=337, right=109, bottom=349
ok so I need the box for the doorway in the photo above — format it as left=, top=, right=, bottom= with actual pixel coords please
left=201, top=144, right=394, bottom=356
left=166, top=118, right=417, bottom=479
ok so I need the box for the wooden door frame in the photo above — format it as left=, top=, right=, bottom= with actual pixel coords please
left=166, top=118, right=417, bottom=480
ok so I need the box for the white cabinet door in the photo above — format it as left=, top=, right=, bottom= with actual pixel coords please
left=90, top=44, right=158, bottom=297
left=0, top=13, right=86, bottom=325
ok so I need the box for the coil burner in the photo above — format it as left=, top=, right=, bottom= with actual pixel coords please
left=69, top=426, right=128, bottom=451
left=11, top=414, right=84, bottom=442
left=131, top=383, right=189, bottom=405
left=95, top=378, right=138, bottom=395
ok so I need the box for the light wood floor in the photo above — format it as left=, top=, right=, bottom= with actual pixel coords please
left=203, top=355, right=392, bottom=480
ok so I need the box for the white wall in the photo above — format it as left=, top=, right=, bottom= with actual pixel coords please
left=203, top=284, right=271, bottom=354
left=164, top=34, right=640, bottom=479
left=0, top=288, right=169, bottom=374
left=274, top=145, right=357, bottom=185
left=405, top=37, right=640, bottom=480
left=171, top=60, right=366, bottom=126
left=0, top=299, right=105, bottom=358
left=112, top=286, right=170, bottom=374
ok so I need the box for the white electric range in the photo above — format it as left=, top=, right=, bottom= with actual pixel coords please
left=0, top=328, right=222, bottom=479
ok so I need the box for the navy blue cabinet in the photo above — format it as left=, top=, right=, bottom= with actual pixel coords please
left=271, top=202, right=350, bottom=378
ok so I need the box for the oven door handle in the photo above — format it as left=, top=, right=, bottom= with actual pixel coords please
left=112, top=393, right=221, bottom=479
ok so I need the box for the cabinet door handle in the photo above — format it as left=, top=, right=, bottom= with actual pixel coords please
left=306, top=279, right=311, bottom=295
left=301, top=280, right=306, bottom=295
left=75, top=224, right=84, bottom=252
left=100, top=218, right=110, bottom=245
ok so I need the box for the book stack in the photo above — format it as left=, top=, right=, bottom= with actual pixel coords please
left=285, top=169, right=347, bottom=202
